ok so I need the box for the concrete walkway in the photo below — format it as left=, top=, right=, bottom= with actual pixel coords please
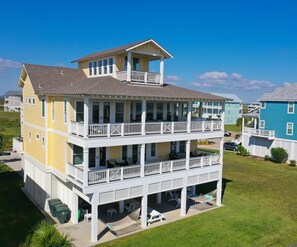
left=0, top=151, right=23, bottom=176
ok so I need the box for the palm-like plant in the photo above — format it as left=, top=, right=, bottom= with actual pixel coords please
left=20, top=220, right=74, bottom=247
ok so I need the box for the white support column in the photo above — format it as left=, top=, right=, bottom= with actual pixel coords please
left=180, top=186, right=187, bottom=216
left=84, top=96, right=89, bottom=138
left=119, top=201, right=125, bottom=213
left=242, top=117, right=245, bottom=132
left=156, top=192, right=162, bottom=204
left=216, top=166, right=223, bottom=206
left=187, top=101, right=192, bottom=133
left=186, top=140, right=190, bottom=170
left=160, top=55, right=164, bottom=85
left=83, top=148, right=89, bottom=187
left=127, top=51, right=132, bottom=82
left=71, top=189, right=79, bottom=224
left=192, top=186, right=196, bottom=196
left=219, top=137, right=224, bottom=164
left=141, top=193, right=148, bottom=228
left=141, top=99, right=146, bottom=135
left=140, top=144, right=145, bottom=177
left=91, top=193, right=98, bottom=243
left=254, top=118, right=257, bottom=129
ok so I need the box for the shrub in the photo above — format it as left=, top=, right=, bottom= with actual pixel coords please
left=235, top=134, right=241, bottom=140
left=264, top=155, right=270, bottom=161
left=270, top=147, right=288, bottom=163
left=289, top=160, right=296, bottom=167
left=237, top=146, right=249, bottom=156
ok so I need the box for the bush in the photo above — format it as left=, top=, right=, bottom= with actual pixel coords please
left=289, top=160, right=296, bottom=167
left=235, top=134, right=241, bottom=139
left=264, top=155, right=270, bottom=161
left=237, top=146, right=249, bottom=156
left=270, top=147, right=288, bottom=163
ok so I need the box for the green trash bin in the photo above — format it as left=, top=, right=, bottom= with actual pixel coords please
left=56, top=206, right=70, bottom=224
left=48, top=199, right=61, bottom=212
left=52, top=203, right=68, bottom=217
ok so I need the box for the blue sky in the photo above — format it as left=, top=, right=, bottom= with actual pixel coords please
left=1, top=0, right=297, bottom=102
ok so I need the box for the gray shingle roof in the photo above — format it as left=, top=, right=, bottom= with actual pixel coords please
left=260, top=83, right=297, bottom=101
left=23, top=64, right=228, bottom=102
left=72, top=39, right=173, bottom=63
left=212, top=93, right=243, bottom=103
left=5, top=90, right=22, bottom=96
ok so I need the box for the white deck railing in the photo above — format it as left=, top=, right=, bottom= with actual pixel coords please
left=69, top=120, right=222, bottom=138
left=243, top=127, right=275, bottom=138
left=116, top=71, right=161, bottom=84
left=66, top=154, right=221, bottom=186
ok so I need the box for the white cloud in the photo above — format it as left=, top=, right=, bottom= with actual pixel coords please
left=192, top=71, right=276, bottom=91
left=0, top=58, right=22, bottom=69
left=198, top=71, right=228, bottom=81
left=164, top=75, right=182, bottom=85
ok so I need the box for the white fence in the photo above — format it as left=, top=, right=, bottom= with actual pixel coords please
left=244, top=127, right=275, bottom=138
left=116, top=71, right=161, bottom=84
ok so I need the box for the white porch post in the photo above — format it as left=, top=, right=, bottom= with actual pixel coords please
left=127, top=51, right=132, bottom=82
left=180, top=186, right=187, bottom=216
left=83, top=96, right=89, bottom=138
left=140, top=144, right=145, bottom=177
left=83, top=148, right=89, bottom=187
left=70, top=189, right=79, bottom=224
left=242, top=117, right=245, bottom=132
left=216, top=166, right=223, bottom=206
left=156, top=192, right=162, bottom=204
left=141, top=99, right=146, bottom=135
left=219, top=137, right=224, bottom=164
left=91, top=193, right=98, bottom=242
left=186, top=140, right=190, bottom=170
left=119, top=201, right=125, bottom=214
left=141, top=193, right=148, bottom=228
left=192, top=186, right=196, bottom=196
left=254, top=118, right=257, bottom=129
left=187, top=101, right=192, bottom=133
left=160, top=55, right=164, bottom=85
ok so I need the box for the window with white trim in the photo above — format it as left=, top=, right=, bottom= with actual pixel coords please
left=52, top=99, right=55, bottom=121
left=288, top=102, right=294, bottom=114
left=28, top=97, right=31, bottom=104
left=32, top=97, right=35, bottom=105
left=260, top=120, right=265, bottom=129
left=36, top=134, right=40, bottom=140
left=63, top=100, right=67, bottom=124
left=88, top=57, right=114, bottom=76
left=151, top=143, right=156, bottom=158
left=29, top=131, right=32, bottom=141
left=41, top=98, right=45, bottom=118
left=42, top=137, right=45, bottom=148
left=260, top=101, right=266, bottom=109
left=287, top=122, right=293, bottom=135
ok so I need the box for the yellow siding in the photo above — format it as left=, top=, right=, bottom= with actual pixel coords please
left=70, top=99, right=75, bottom=121
left=109, top=146, right=121, bottom=160
left=191, top=140, right=198, bottom=152
left=157, top=142, right=170, bottom=161
left=23, top=125, right=46, bottom=164
left=47, top=96, right=68, bottom=133
left=48, top=132, right=68, bottom=173
left=78, top=61, right=89, bottom=76
left=133, top=42, right=165, bottom=56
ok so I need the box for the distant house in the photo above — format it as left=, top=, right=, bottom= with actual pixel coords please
left=242, top=83, right=297, bottom=160
left=195, top=93, right=242, bottom=124
left=4, top=90, right=22, bottom=112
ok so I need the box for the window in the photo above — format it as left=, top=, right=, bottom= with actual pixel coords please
left=41, top=98, right=45, bottom=118
left=115, top=102, right=124, bottom=123
left=89, top=148, right=96, bottom=168
left=32, top=97, right=35, bottom=105
left=42, top=137, right=45, bottom=148
left=288, top=102, right=294, bottom=114
left=73, top=145, right=83, bottom=165
left=133, top=57, right=140, bottom=71
left=260, top=101, right=266, bottom=109
left=36, top=134, right=40, bottom=140
left=63, top=100, right=67, bottom=124
left=122, top=146, right=128, bottom=160
left=179, top=141, right=186, bottom=153
left=260, top=120, right=265, bottom=129
left=28, top=98, right=31, bottom=104
left=76, top=102, right=84, bottom=122
left=89, top=62, right=92, bottom=76
left=109, top=58, right=113, bottom=73
left=151, top=143, right=156, bottom=157
left=52, top=99, right=55, bottom=121
left=157, top=103, right=163, bottom=120
left=287, top=122, right=294, bottom=135
left=93, top=61, right=97, bottom=75
left=147, top=103, right=154, bottom=121
left=98, top=60, right=102, bottom=75
left=29, top=131, right=32, bottom=141
left=103, top=59, right=108, bottom=74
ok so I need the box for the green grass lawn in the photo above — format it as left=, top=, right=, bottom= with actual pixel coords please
left=0, top=110, right=20, bottom=150
left=224, top=124, right=241, bottom=132
left=0, top=164, right=44, bottom=247
left=100, top=152, right=297, bottom=247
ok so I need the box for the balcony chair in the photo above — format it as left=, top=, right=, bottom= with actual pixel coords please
left=107, top=159, right=116, bottom=168
left=167, top=191, right=178, bottom=202
left=176, top=198, right=181, bottom=208
left=125, top=157, right=134, bottom=166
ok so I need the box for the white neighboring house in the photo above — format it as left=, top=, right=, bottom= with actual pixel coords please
left=4, top=91, right=22, bottom=112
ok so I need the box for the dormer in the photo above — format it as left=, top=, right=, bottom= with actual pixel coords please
left=72, top=39, right=173, bottom=85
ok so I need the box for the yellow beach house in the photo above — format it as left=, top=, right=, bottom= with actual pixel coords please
left=18, top=39, right=226, bottom=242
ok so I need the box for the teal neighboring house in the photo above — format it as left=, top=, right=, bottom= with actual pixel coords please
left=201, top=93, right=242, bottom=124
left=242, top=83, right=297, bottom=161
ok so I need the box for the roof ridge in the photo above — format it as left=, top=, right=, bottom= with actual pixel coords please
left=84, top=76, right=116, bottom=94
left=24, top=63, right=77, bottom=70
